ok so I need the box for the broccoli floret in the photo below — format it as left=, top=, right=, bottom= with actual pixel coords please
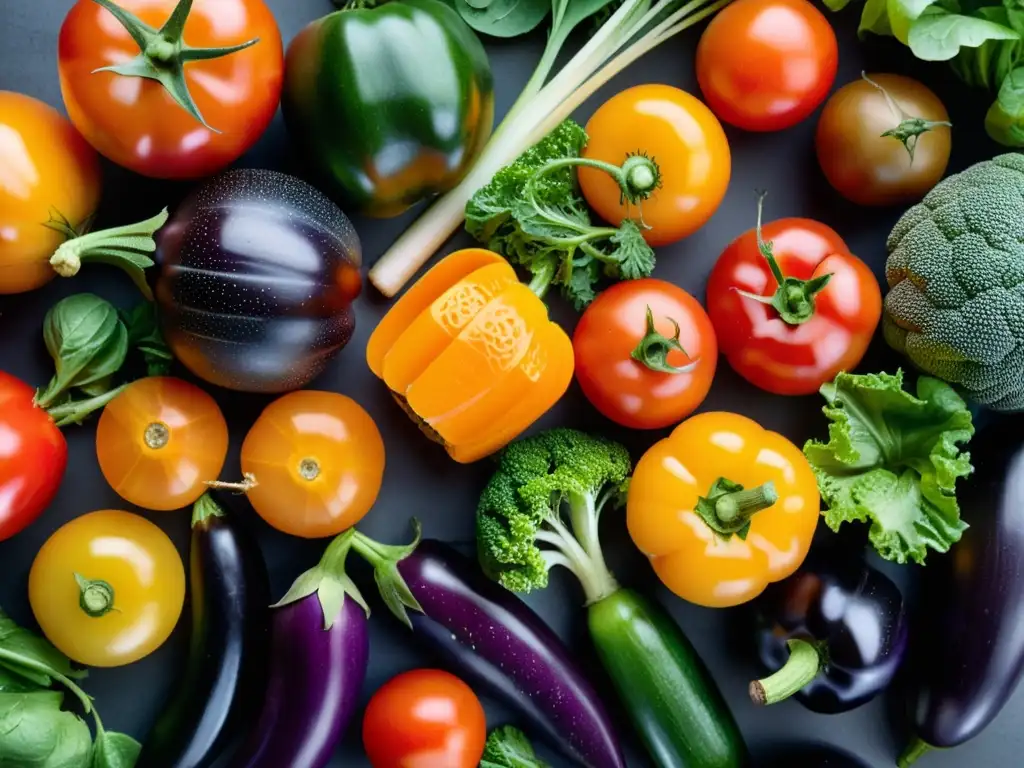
left=477, top=428, right=630, bottom=603
left=885, top=152, right=1024, bottom=411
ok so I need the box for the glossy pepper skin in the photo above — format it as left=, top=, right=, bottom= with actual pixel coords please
left=366, top=249, right=573, bottom=463
left=282, top=0, right=494, bottom=218
left=751, top=552, right=908, bottom=714
left=627, top=411, right=820, bottom=608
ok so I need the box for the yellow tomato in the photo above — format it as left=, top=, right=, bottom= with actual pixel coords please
left=96, top=377, right=229, bottom=511
left=241, top=390, right=385, bottom=538
left=0, top=91, right=101, bottom=294
left=29, top=510, right=186, bottom=667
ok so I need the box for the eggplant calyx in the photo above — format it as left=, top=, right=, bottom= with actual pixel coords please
left=88, top=0, right=259, bottom=131
left=351, top=519, right=426, bottom=630
left=631, top=305, right=698, bottom=374
left=49, top=208, right=168, bottom=300
left=750, top=638, right=824, bottom=706
left=273, top=529, right=370, bottom=628
left=897, top=737, right=934, bottom=767
left=695, top=477, right=778, bottom=541
left=75, top=573, right=118, bottom=618
left=191, top=492, right=227, bottom=527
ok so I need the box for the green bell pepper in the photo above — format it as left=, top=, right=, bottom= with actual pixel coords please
left=282, top=0, right=494, bottom=218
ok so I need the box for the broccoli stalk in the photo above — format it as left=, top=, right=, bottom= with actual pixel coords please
left=477, top=428, right=629, bottom=604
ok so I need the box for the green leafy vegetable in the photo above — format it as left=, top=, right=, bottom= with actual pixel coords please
left=0, top=608, right=87, bottom=689
left=907, top=13, right=1018, bottom=61
left=466, top=119, right=657, bottom=309
left=91, top=730, right=141, bottom=768
left=986, top=65, right=1024, bottom=143
left=802, top=370, right=975, bottom=565
left=119, top=301, right=173, bottom=377
left=454, top=0, right=551, bottom=37
left=480, top=725, right=551, bottom=768
left=0, top=691, right=94, bottom=768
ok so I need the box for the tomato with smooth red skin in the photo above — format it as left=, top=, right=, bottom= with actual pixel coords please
left=706, top=208, right=882, bottom=395
left=696, top=0, right=838, bottom=132
left=574, top=279, right=718, bottom=430
left=58, top=0, right=284, bottom=179
left=0, top=372, right=67, bottom=541
left=362, top=669, right=487, bottom=768
left=0, top=91, right=101, bottom=294
left=241, top=391, right=385, bottom=539
left=29, top=509, right=186, bottom=667
left=578, top=84, right=731, bottom=246
left=96, top=377, right=229, bottom=511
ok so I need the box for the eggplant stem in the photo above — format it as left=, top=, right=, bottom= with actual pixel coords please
left=897, top=737, right=934, bottom=767
left=750, top=638, right=822, bottom=706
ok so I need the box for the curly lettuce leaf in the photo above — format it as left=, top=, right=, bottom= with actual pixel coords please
left=803, top=370, right=974, bottom=565
left=480, top=726, right=550, bottom=768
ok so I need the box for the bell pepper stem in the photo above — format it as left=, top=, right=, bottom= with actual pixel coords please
left=695, top=477, right=778, bottom=540
left=897, top=737, right=934, bottom=767
left=749, top=638, right=822, bottom=706
left=631, top=305, right=698, bottom=374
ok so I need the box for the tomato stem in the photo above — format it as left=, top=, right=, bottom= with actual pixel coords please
left=75, top=573, right=117, bottom=618
left=204, top=473, right=258, bottom=493
left=536, top=153, right=660, bottom=206
left=631, top=305, right=698, bottom=374
left=749, top=638, right=823, bottom=706
left=862, top=73, right=952, bottom=164
left=695, top=477, right=777, bottom=540
left=49, top=208, right=167, bottom=300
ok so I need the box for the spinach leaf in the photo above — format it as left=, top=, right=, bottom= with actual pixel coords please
left=119, top=301, right=173, bottom=376
left=35, top=294, right=128, bottom=408
left=908, top=11, right=1018, bottom=61
left=986, top=66, right=1024, bottom=144
left=0, top=691, right=93, bottom=768
left=0, top=607, right=86, bottom=689
left=91, top=730, right=141, bottom=768
left=454, top=0, right=550, bottom=37
left=0, top=665, right=39, bottom=693
left=860, top=0, right=895, bottom=35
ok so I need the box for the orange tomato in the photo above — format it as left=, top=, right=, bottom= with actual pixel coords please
left=96, top=377, right=229, bottom=511
left=578, top=85, right=731, bottom=246
left=58, top=0, right=284, bottom=179
left=366, top=248, right=574, bottom=464
left=240, top=391, right=385, bottom=538
left=627, top=411, right=820, bottom=608
left=0, top=91, right=101, bottom=294
left=29, top=509, right=186, bottom=667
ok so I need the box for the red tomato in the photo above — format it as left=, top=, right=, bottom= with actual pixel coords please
left=706, top=205, right=882, bottom=395
left=696, top=0, right=838, bottom=132
left=0, top=372, right=67, bottom=541
left=362, top=669, right=487, bottom=768
left=58, top=0, right=284, bottom=179
left=573, top=279, right=718, bottom=429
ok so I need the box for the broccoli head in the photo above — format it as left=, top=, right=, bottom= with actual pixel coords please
left=477, top=428, right=630, bottom=602
left=884, top=152, right=1024, bottom=411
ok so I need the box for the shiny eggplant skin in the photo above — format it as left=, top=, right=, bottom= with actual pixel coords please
left=231, top=594, right=369, bottom=768
left=154, top=168, right=362, bottom=393
left=754, top=553, right=908, bottom=714
left=902, top=418, right=1024, bottom=758
left=137, top=492, right=271, bottom=768
left=395, top=540, right=625, bottom=768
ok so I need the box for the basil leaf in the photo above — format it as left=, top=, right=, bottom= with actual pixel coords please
left=0, top=691, right=93, bottom=768
left=455, top=0, right=550, bottom=37
left=91, top=731, right=141, bottom=768
left=908, top=11, right=1018, bottom=61
left=986, top=66, right=1024, bottom=145
left=36, top=294, right=129, bottom=407
left=119, top=302, right=173, bottom=376
left=0, top=607, right=87, bottom=689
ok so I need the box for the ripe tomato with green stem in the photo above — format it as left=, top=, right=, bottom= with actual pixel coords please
left=362, top=669, right=487, bottom=768
left=696, top=0, right=838, bottom=132
left=573, top=279, right=718, bottom=429
left=706, top=196, right=882, bottom=395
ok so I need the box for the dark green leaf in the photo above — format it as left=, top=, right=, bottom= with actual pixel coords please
left=91, top=730, right=140, bottom=768
left=0, top=665, right=39, bottom=694
left=555, top=0, right=622, bottom=48
left=0, top=607, right=87, bottom=689
left=455, top=0, right=550, bottom=37
left=859, top=0, right=895, bottom=36
left=986, top=66, right=1024, bottom=144
left=908, top=11, right=1018, bottom=61
left=0, top=691, right=93, bottom=768
left=480, top=725, right=550, bottom=768
left=119, top=302, right=173, bottom=376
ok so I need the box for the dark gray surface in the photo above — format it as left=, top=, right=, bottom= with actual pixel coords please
left=1, top=1, right=1021, bottom=767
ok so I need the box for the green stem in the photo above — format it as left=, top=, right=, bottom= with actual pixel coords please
left=350, top=523, right=425, bottom=628
left=631, top=305, right=697, bottom=374
left=527, top=260, right=556, bottom=299
left=75, top=573, right=117, bottom=618
left=49, top=208, right=167, bottom=300
left=43, top=383, right=129, bottom=427
left=749, top=638, right=822, bottom=706
left=898, top=737, right=934, bottom=767
left=274, top=529, right=370, bottom=627
left=694, top=477, right=777, bottom=540
left=0, top=649, right=93, bottom=715
left=535, top=154, right=660, bottom=204
left=191, top=492, right=226, bottom=527
left=862, top=73, right=952, bottom=164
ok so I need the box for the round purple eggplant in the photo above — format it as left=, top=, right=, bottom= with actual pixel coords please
left=351, top=524, right=626, bottom=768
left=231, top=531, right=370, bottom=768
left=154, top=168, right=362, bottom=394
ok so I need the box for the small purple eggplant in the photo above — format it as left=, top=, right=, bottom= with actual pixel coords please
left=231, top=531, right=369, bottom=768
left=351, top=521, right=625, bottom=768
left=749, top=550, right=908, bottom=715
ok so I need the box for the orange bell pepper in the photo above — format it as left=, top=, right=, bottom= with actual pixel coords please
left=626, top=411, right=819, bottom=608
left=367, top=248, right=573, bottom=463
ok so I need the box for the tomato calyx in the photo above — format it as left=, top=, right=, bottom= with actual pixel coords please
left=90, top=0, right=261, bottom=131
left=862, top=73, right=952, bottom=164
left=49, top=208, right=168, bottom=299
left=540, top=152, right=661, bottom=208
left=630, top=305, right=698, bottom=375
left=734, top=195, right=833, bottom=326
left=74, top=572, right=118, bottom=618
left=695, top=477, right=778, bottom=541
